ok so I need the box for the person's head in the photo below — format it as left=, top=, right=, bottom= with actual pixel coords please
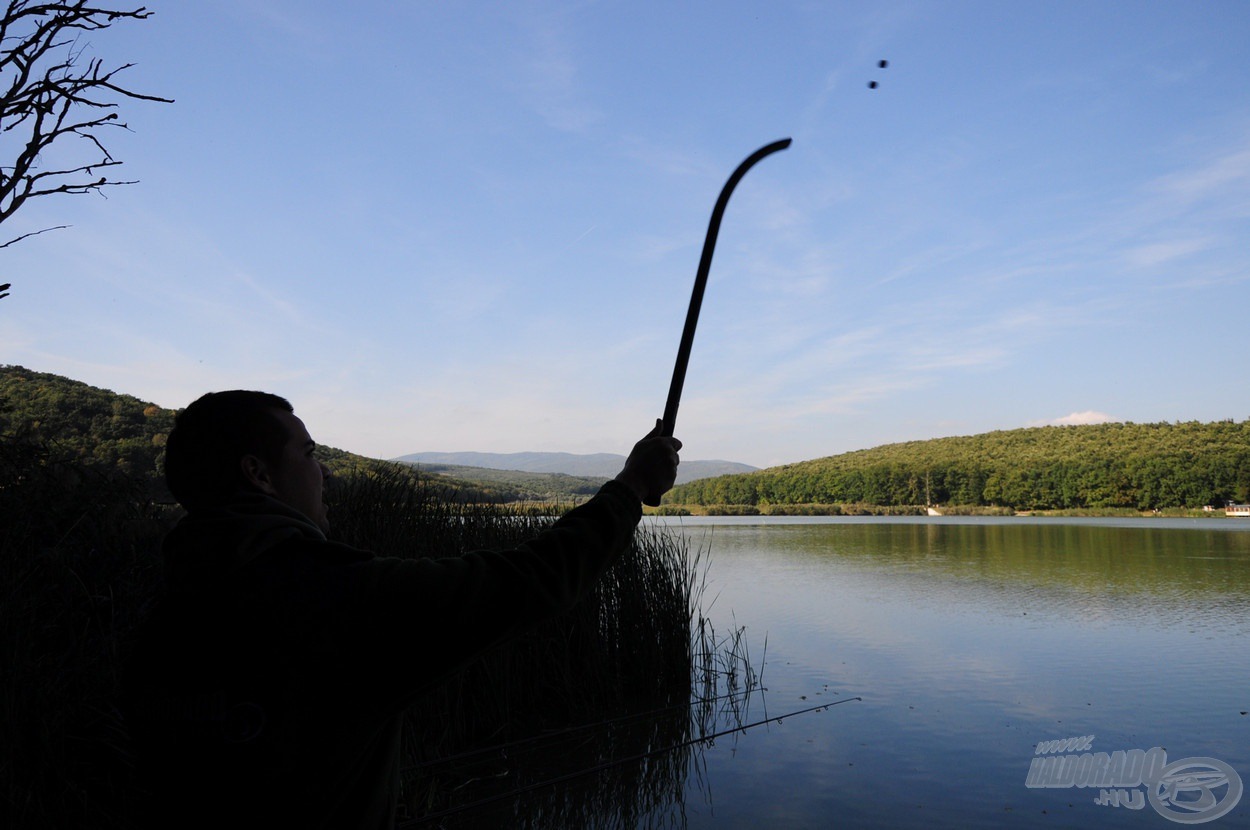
left=164, top=391, right=331, bottom=530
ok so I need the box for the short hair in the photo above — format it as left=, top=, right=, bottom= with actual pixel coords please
left=163, top=390, right=294, bottom=511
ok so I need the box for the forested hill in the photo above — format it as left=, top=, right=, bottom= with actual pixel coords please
left=0, top=366, right=547, bottom=503
left=7, top=366, right=1248, bottom=511
left=1, top=365, right=180, bottom=497
left=2, top=366, right=666, bottom=504
left=665, top=421, right=1250, bottom=512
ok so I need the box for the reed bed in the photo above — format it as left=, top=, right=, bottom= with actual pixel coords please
left=328, top=464, right=727, bottom=826
left=0, top=438, right=167, bottom=829
left=2, top=445, right=754, bottom=829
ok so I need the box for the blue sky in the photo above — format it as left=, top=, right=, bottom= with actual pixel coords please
left=2, top=1, right=1248, bottom=468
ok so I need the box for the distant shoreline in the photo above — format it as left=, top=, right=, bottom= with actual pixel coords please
left=647, top=503, right=1244, bottom=519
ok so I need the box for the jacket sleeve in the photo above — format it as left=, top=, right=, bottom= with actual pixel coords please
left=310, top=479, right=643, bottom=704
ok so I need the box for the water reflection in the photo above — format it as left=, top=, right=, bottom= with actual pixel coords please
left=651, top=518, right=1250, bottom=829
left=401, top=519, right=1250, bottom=828
left=674, top=520, right=1250, bottom=634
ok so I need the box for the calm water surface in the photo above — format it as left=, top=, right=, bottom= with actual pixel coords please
left=650, top=516, right=1250, bottom=829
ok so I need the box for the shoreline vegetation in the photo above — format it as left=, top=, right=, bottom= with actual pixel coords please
left=648, top=503, right=1232, bottom=519
left=2, top=436, right=754, bottom=828
left=662, top=419, right=1250, bottom=515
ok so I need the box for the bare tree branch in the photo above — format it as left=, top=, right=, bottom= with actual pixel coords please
left=0, top=221, right=64, bottom=247
left=0, top=1, right=171, bottom=297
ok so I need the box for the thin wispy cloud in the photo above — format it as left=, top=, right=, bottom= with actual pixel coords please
left=1094, top=136, right=1250, bottom=273
left=1122, top=237, right=1214, bottom=269
left=508, top=8, right=603, bottom=133
left=617, top=136, right=718, bottom=179
left=1147, top=140, right=1250, bottom=208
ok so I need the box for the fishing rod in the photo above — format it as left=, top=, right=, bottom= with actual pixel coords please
left=650, top=138, right=791, bottom=505
left=399, top=695, right=860, bottom=826
left=403, top=686, right=766, bottom=773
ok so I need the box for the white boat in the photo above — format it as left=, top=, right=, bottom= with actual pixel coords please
left=924, top=471, right=942, bottom=516
left=1227, top=504, right=1250, bottom=518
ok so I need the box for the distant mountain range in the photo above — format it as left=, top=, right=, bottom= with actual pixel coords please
left=393, top=451, right=757, bottom=485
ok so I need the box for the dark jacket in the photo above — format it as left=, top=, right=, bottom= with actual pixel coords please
left=124, top=480, right=641, bottom=829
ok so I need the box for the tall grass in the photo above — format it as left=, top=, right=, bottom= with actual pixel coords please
left=2, top=445, right=753, bottom=828
left=0, top=438, right=168, bottom=829
left=327, top=464, right=714, bottom=826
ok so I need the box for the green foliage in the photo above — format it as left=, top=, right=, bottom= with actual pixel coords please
left=0, top=366, right=594, bottom=505
left=667, top=420, right=1250, bottom=512
left=1, top=366, right=725, bottom=828
left=1, top=365, right=177, bottom=498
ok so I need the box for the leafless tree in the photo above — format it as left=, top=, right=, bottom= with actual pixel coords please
left=0, top=1, right=171, bottom=296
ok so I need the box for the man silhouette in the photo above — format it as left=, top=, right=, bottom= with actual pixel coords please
left=124, top=391, right=680, bottom=828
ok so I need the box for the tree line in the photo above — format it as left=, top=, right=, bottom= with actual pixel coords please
left=7, top=366, right=1249, bottom=512
left=666, top=420, right=1250, bottom=511
left=0, top=365, right=590, bottom=504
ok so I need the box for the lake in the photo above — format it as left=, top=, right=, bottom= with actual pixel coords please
left=648, top=516, right=1250, bottom=829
